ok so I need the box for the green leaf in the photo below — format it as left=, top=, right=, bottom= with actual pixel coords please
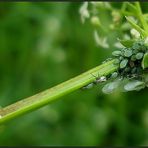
left=142, top=52, right=148, bottom=69
left=118, top=39, right=135, bottom=48
left=125, top=16, right=147, bottom=37
left=122, top=10, right=135, bottom=17
left=126, top=2, right=137, bottom=14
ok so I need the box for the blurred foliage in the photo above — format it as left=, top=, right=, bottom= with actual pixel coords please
left=0, top=2, right=148, bottom=146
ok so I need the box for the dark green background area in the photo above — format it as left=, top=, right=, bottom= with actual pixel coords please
left=0, top=2, right=147, bottom=146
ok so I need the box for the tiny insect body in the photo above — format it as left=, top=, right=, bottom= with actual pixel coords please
left=81, top=83, right=94, bottom=90
left=91, top=74, right=107, bottom=84
left=81, top=74, right=107, bottom=90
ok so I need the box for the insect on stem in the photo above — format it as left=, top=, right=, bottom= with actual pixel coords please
left=81, top=73, right=107, bottom=90
left=92, top=73, right=107, bottom=84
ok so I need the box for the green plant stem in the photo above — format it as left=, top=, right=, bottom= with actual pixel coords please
left=0, top=59, right=118, bottom=125
left=135, top=2, right=148, bottom=35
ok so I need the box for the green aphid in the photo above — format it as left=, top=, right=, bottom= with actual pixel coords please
left=111, top=72, right=118, bottom=79
left=140, top=45, right=147, bottom=51
left=124, top=80, right=145, bottom=91
left=119, top=56, right=124, bottom=61
left=136, top=67, right=142, bottom=74
left=102, top=81, right=119, bottom=94
left=124, top=49, right=133, bottom=57
left=133, top=49, right=138, bottom=54
left=131, top=67, right=137, bottom=74
left=131, top=55, right=136, bottom=61
left=124, top=67, right=130, bottom=72
left=135, top=52, right=144, bottom=60
left=120, top=59, right=128, bottom=69
left=138, top=41, right=144, bottom=46
left=132, top=43, right=140, bottom=50
left=112, top=50, right=122, bottom=56
left=82, top=83, right=94, bottom=90
left=114, top=59, right=120, bottom=64
left=121, top=48, right=126, bottom=56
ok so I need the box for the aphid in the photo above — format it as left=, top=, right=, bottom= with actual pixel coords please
left=120, top=59, right=128, bottom=69
left=124, top=49, right=133, bottom=57
left=114, top=59, right=120, bottom=65
left=129, top=61, right=135, bottom=67
left=81, top=74, right=107, bottom=90
left=124, top=80, right=145, bottom=91
left=110, top=72, right=118, bottom=79
left=131, top=67, right=137, bottom=74
left=119, top=56, right=124, bottom=61
left=94, top=76, right=107, bottom=84
left=131, top=55, right=136, bottom=61
left=136, top=67, right=143, bottom=74
left=82, top=83, right=94, bottom=90
left=112, top=50, right=121, bottom=56
left=133, top=49, right=138, bottom=54
left=141, top=45, right=147, bottom=52
left=91, top=74, right=107, bottom=84
left=135, top=52, right=144, bottom=60
left=133, top=42, right=140, bottom=50
left=124, top=67, right=130, bottom=72
left=102, top=81, right=119, bottom=94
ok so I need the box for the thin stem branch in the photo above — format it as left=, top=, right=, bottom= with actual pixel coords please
left=0, top=59, right=118, bottom=125
left=135, top=2, right=148, bottom=35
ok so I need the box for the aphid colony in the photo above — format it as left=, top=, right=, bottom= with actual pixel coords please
left=112, top=40, right=148, bottom=79
left=82, top=39, right=148, bottom=93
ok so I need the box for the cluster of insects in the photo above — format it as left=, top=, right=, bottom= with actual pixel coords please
left=112, top=39, right=148, bottom=80
left=81, top=39, right=148, bottom=93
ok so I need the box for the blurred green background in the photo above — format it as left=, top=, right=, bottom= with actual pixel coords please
left=0, top=2, right=148, bottom=146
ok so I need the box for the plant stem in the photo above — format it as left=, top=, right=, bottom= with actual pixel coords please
left=135, top=2, right=148, bottom=35
left=0, top=59, right=118, bottom=125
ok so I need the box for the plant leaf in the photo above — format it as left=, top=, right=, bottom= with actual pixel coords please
left=126, top=2, right=137, bottom=14
left=125, top=16, right=147, bottom=37
left=142, top=52, right=148, bottom=69
left=118, top=39, right=135, bottom=48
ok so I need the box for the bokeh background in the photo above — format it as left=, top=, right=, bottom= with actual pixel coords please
left=0, top=2, right=148, bottom=146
